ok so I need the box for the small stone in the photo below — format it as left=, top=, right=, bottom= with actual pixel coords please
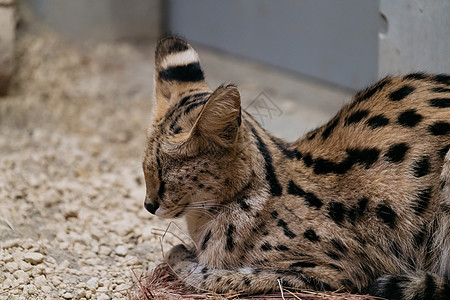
left=5, top=261, right=18, bottom=272
left=86, top=277, right=99, bottom=291
left=99, top=245, right=111, bottom=256
left=34, top=275, right=47, bottom=289
left=51, top=275, right=62, bottom=287
left=23, top=284, right=37, bottom=295
left=2, top=239, right=20, bottom=249
left=62, top=292, right=73, bottom=299
left=19, top=261, right=32, bottom=272
left=13, top=270, right=30, bottom=284
left=114, top=245, right=127, bottom=257
left=85, top=290, right=92, bottom=299
left=2, top=254, right=13, bottom=262
left=23, top=252, right=45, bottom=264
left=97, top=293, right=110, bottom=300
left=114, top=283, right=129, bottom=292
left=76, top=289, right=86, bottom=298
left=41, top=285, right=52, bottom=293
left=2, top=278, right=12, bottom=289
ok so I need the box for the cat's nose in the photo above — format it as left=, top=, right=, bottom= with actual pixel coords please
left=144, top=199, right=159, bottom=214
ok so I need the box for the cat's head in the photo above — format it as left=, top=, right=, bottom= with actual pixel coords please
left=143, top=37, right=250, bottom=218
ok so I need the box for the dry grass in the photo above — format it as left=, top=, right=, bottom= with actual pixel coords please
left=130, top=264, right=383, bottom=300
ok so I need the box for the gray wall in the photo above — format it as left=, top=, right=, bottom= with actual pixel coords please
left=167, top=0, right=380, bottom=90
left=379, top=0, right=450, bottom=77
left=25, top=0, right=161, bottom=42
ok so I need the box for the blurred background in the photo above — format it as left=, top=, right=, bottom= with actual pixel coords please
left=1, top=0, right=449, bottom=139
left=0, top=1, right=449, bottom=298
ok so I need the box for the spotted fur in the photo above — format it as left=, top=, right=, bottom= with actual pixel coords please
left=143, top=37, right=450, bottom=299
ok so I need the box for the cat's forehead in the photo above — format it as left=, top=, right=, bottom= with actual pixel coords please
left=152, top=91, right=212, bottom=135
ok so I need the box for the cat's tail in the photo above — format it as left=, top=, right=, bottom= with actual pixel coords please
left=370, top=272, right=449, bottom=300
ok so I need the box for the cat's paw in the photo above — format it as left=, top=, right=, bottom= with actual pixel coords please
left=166, top=244, right=196, bottom=266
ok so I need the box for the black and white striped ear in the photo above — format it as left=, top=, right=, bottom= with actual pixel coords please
left=153, top=37, right=209, bottom=119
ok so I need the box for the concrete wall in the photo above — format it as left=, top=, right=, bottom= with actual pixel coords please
left=167, top=0, right=380, bottom=91
left=379, top=0, right=450, bottom=77
left=24, top=0, right=161, bottom=42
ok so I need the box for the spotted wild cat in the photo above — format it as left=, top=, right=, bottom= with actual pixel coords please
left=143, top=37, right=450, bottom=299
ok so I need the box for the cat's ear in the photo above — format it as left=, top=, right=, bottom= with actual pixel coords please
left=191, top=84, right=242, bottom=149
left=153, top=36, right=209, bottom=120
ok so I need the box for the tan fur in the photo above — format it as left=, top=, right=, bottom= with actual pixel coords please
left=143, top=37, right=450, bottom=299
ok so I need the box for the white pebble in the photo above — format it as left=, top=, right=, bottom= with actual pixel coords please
left=86, top=277, right=99, bottom=291
left=2, top=239, right=21, bottom=249
left=114, top=245, right=127, bottom=257
left=23, top=252, right=45, bottom=264
left=13, top=270, right=30, bottom=284
left=5, top=261, right=19, bottom=273
left=97, top=293, right=110, bottom=300
left=19, top=261, right=33, bottom=272
left=62, top=292, right=73, bottom=299
left=99, top=245, right=111, bottom=256
left=23, top=284, right=38, bottom=295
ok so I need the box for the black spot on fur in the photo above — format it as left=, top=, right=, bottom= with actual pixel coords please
left=434, top=74, right=450, bottom=85
left=431, top=87, right=450, bottom=93
left=260, top=242, right=272, bottom=251
left=429, top=98, right=450, bottom=108
left=275, top=245, right=290, bottom=251
left=413, top=188, right=432, bottom=215
left=389, top=85, right=415, bottom=101
left=405, top=73, right=427, bottom=80
left=397, top=109, right=423, bottom=127
left=331, top=239, right=347, bottom=253
left=277, top=219, right=297, bottom=239
left=376, top=204, right=397, bottom=228
left=271, top=211, right=278, bottom=219
left=201, top=230, right=211, bottom=251
left=355, top=78, right=390, bottom=103
left=328, top=202, right=346, bottom=225
left=303, top=153, right=313, bottom=167
left=271, top=137, right=302, bottom=160
left=366, top=114, right=389, bottom=129
left=243, top=277, right=251, bottom=286
left=345, top=110, right=369, bottom=126
left=313, top=148, right=380, bottom=175
left=322, top=117, right=340, bottom=140
left=251, top=127, right=283, bottom=196
left=173, top=126, right=182, bottom=134
left=423, top=274, right=436, bottom=299
left=439, top=145, right=450, bottom=159
left=349, top=198, right=368, bottom=223
left=288, top=181, right=322, bottom=209
left=303, top=192, right=323, bottom=209
left=370, top=275, right=409, bottom=299
left=290, top=261, right=317, bottom=268
left=304, top=229, right=320, bottom=242
left=413, top=156, right=430, bottom=177
left=225, top=224, right=235, bottom=251
left=159, top=63, right=204, bottom=82
left=429, top=121, right=450, bottom=136
left=385, top=143, right=409, bottom=163
left=325, top=251, right=341, bottom=261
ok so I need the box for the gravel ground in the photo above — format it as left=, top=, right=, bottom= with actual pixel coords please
left=0, top=31, right=181, bottom=299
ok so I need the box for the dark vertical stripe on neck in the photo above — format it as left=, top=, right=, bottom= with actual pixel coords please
left=249, top=125, right=283, bottom=196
